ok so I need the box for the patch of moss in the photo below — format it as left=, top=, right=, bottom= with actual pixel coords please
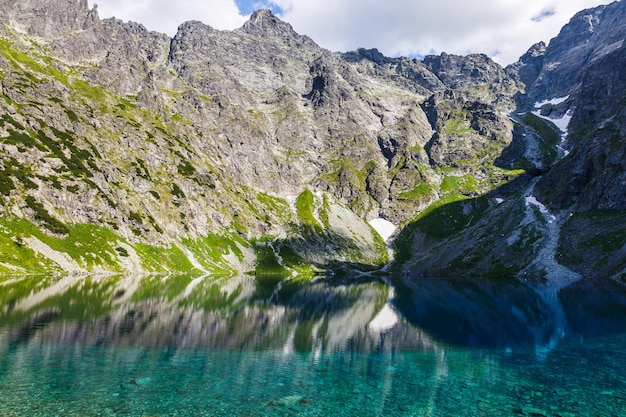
left=444, top=117, right=473, bottom=135
left=0, top=39, right=67, bottom=85
left=72, top=79, right=107, bottom=102
left=257, top=192, right=292, bottom=223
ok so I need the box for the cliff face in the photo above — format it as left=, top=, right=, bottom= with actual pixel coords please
left=0, top=0, right=624, bottom=278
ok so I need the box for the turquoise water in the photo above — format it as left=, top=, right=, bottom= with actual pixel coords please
left=1, top=274, right=626, bottom=416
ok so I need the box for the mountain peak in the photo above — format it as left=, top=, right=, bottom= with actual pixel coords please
left=239, top=8, right=298, bottom=39
left=249, top=9, right=276, bottom=23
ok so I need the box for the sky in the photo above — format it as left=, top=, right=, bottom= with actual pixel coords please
left=92, top=0, right=614, bottom=65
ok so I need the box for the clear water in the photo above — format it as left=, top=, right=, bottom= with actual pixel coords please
left=1, top=273, right=626, bottom=416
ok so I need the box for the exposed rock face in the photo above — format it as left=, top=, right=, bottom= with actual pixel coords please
left=423, top=53, right=517, bottom=103
left=536, top=42, right=626, bottom=212
left=0, top=0, right=96, bottom=38
left=512, top=1, right=626, bottom=107
left=505, top=42, right=546, bottom=96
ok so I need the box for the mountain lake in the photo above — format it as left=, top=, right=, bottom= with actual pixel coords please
left=1, top=273, right=625, bottom=416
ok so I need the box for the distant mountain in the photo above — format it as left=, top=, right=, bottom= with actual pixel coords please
left=0, top=0, right=623, bottom=278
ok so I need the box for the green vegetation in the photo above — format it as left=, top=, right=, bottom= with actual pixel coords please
left=171, top=183, right=186, bottom=199
left=182, top=233, right=247, bottom=275
left=0, top=38, right=68, bottom=85
left=24, top=195, right=69, bottom=235
left=0, top=157, right=38, bottom=194
left=133, top=243, right=197, bottom=273
left=132, top=274, right=194, bottom=301
left=440, top=174, right=479, bottom=194
left=72, top=79, right=107, bottom=102
left=394, top=194, right=489, bottom=266
left=556, top=210, right=626, bottom=275
left=257, top=193, right=292, bottom=224
left=414, top=195, right=489, bottom=239
left=179, top=277, right=246, bottom=312
left=296, top=189, right=322, bottom=233
left=0, top=275, right=119, bottom=325
left=255, top=243, right=291, bottom=278
left=399, top=182, right=435, bottom=200
left=177, top=159, right=196, bottom=176
left=444, top=117, right=473, bottom=135
left=0, top=216, right=122, bottom=272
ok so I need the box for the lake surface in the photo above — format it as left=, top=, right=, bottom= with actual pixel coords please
left=1, top=273, right=626, bottom=416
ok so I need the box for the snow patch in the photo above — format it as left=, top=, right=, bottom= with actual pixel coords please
left=534, top=95, right=569, bottom=109
left=532, top=109, right=572, bottom=136
left=369, top=218, right=397, bottom=242
left=533, top=95, right=571, bottom=137
left=530, top=98, right=573, bottom=159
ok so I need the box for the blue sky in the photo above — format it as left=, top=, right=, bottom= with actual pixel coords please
left=234, top=0, right=282, bottom=15
left=94, top=0, right=613, bottom=65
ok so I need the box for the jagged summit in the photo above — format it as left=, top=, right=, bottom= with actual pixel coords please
left=237, top=8, right=316, bottom=47
left=240, top=9, right=292, bottom=35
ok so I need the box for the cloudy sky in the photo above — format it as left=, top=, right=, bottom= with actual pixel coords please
left=93, top=0, right=613, bottom=65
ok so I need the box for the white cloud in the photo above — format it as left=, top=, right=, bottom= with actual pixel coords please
left=93, top=0, right=247, bottom=34
left=92, top=0, right=613, bottom=65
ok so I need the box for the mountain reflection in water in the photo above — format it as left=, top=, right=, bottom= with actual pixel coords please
left=2, top=273, right=626, bottom=354
left=394, top=275, right=626, bottom=351
left=0, top=274, right=434, bottom=354
left=3, top=273, right=626, bottom=416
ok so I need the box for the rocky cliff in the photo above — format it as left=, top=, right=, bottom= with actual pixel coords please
left=0, top=0, right=623, bottom=278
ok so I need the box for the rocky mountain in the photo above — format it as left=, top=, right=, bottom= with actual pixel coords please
left=0, top=0, right=624, bottom=279
left=397, top=0, right=626, bottom=279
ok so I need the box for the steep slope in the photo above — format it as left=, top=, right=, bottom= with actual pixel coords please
left=0, top=3, right=392, bottom=274
left=397, top=0, right=626, bottom=279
